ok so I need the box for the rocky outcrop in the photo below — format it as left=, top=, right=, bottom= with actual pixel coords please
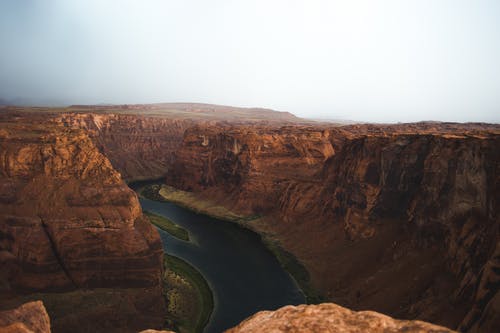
left=225, top=303, right=456, bottom=333
left=0, top=113, right=163, bottom=291
left=167, top=122, right=500, bottom=331
left=0, top=301, right=456, bottom=333
left=0, top=301, right=50, bottom=333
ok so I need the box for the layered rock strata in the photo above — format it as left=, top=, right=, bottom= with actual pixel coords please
left=0, top=113, right=163, bottom=291
left=54, top=113, right=195, bottom=182
left=0, top=112, right=167, bottom=332
left=166, top=122, right=500, bottom=332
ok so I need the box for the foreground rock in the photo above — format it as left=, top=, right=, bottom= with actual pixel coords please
left=0, top=301, right=50, bottom=333
left=1, top=301, right=453, bottom=333
left=226, top=303, right=456, bottom=333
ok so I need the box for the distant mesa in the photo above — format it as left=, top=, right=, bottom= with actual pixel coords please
left=66, top=102, right=303, bottom=122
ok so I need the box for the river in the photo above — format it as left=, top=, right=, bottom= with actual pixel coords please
left=137, top=195, right=305, bottom=332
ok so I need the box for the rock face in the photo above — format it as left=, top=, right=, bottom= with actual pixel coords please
left=225, top=303, right=456, bottom=333
left=0, top=112, right=163, bottom=291
left=0, top=301, right=50, bottom=333
left=55, top=113, right=195, bottom=182
left=0, top=112, right=167, bottom=332
left=0, top=301, right=455, bottom=333
left=167, top=122, right=500, bottom=332
left=168, top=125, right=335, bottom=214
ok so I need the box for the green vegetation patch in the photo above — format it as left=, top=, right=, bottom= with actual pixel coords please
left=158, top=185, right=248, bottom=222
left=263, top=238, right=324, bottom=304
left=145, top=211, right=190, bottom=242
left=162, top=254, right=214, bottom=333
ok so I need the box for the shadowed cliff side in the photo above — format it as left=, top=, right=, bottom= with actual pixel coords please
left=166, top=123, right=500, bottom=332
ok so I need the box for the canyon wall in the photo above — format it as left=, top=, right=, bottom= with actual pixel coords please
left=54, top=113, right=196, bottom=182
left=0, top=112, right=166, bottom=332
left=50, top=103, right=304, bottom=182
left=166, top=123, right=500, bottom=332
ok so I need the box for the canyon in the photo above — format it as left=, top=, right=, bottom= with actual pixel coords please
left=0, top=104, right=498, bottom=332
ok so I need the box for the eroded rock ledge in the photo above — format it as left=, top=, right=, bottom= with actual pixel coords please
left=0, top=301, right=456, bottom=333
left=226, top=303, right=456, bottom=333
left=0, top=301, right=50, bottom=333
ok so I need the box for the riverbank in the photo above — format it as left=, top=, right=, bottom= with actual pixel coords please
left=162, top=254, right=214, bottom=333
left=134, top=183, right=214, bottom=332
left=142, top=184, right=323, bottom=304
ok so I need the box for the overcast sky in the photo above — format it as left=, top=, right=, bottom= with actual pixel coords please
left=0, top=1, right=499, bottom=122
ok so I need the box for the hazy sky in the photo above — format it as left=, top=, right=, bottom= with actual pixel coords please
left=0, top=1, right=499, bottom=122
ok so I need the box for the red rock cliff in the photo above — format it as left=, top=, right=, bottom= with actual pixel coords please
left=53, top=103, right=304, bottom=182
left=167, top=123, right=500, bottom=332
left=0, top=113, right=163, bottom=291
left=54, top=113, right=195, bottom=182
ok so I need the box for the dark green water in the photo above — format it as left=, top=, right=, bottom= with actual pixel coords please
left=136, top=195, right=305, bottom=332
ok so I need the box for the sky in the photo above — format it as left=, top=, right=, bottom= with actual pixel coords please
left=0, top=0, right=499, bottom=123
